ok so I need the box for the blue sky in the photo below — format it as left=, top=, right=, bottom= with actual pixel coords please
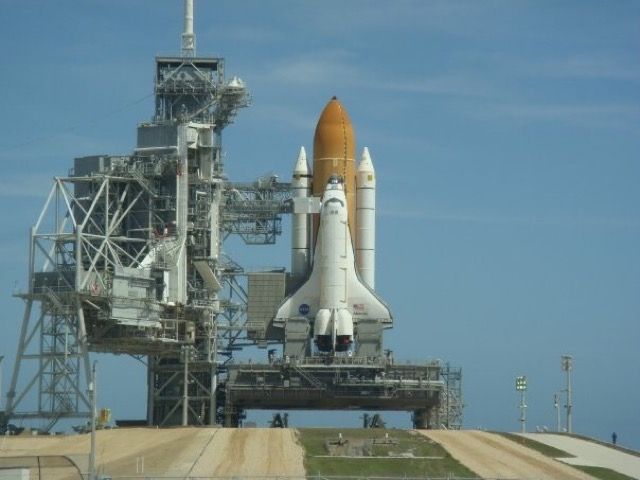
left=0, top=0, right=638, bottom=447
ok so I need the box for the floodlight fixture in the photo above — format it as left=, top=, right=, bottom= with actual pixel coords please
left=515, top=375, right=527, bottom=433
left=561, top=355, right=573, bottom=372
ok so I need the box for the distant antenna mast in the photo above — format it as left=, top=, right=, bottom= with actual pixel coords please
left=182, top=0, right=196, bottom=57
left=561, top=355, right=573, bottom=433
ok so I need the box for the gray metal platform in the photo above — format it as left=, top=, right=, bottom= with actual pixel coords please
left=223, top=358, right=444, bottom=428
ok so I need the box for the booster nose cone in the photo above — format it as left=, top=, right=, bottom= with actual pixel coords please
left=358, top=147, right=374, bottom=174
left=293, top=146, right=310, bottom=176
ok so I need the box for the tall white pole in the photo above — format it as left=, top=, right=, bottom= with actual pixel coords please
left=554, top=393, right=561, bottom=432
left=0, top=356, right=4, bottom=411
left=567, top=364, right=573, bottom=433
left=210, top=323, right=217, bottom=426
left=89, top=361, right=97, bottom=480
left=562, top=355, right=573, bottom=434
left=184, top=0, right=193, bottom=35
left=181, top=0, right=196, bottom=56
left=520, top=390, right=527, bottom=433
left=515, top=376, right=527, bottom=433
left=182, top=346, right=189, bottom=426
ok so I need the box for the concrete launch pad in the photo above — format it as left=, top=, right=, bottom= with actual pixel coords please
left=222, top=358, right=443, bottom=428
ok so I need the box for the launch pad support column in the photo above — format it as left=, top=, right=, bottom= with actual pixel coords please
left=209, top=322, right=218, bottom=426
left=147, top=358, right=155, bottom=426
left=182, top=346, right=190, bottom=426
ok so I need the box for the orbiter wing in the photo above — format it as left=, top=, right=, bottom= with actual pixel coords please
left=274, top=216, right=392, bottom=325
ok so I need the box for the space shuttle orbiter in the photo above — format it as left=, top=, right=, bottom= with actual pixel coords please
left=274, top=97, right=393, bottom=354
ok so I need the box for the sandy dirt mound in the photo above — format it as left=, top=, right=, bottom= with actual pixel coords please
left=0, top=427, right=305, bottom=477
left=190, top=428, right=305, bottom=476
left=421, top=430, right=596, bottom=480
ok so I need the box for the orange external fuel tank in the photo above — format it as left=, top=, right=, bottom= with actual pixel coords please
left=312, top=97, right=357, bottom=246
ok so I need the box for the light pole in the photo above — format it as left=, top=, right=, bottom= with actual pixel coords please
left=515, top=375, right=527, bottom=433
left=561, top=355, right=573, bottom=434
left=553, top=393, right=561, bottom=432
left=0, top=356, right=4, bottom=412
left=181, top=346, right=192, bottom=426
left=88, top=361, right=97, bottom=480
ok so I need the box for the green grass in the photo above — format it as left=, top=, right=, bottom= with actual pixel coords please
left=297, top=428, right=477, bottom=478
left=498, top=432, right=574, bottom=458
left=572, top=465, right=637, bottom=480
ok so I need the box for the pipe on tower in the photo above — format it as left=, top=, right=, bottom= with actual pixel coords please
left=184, top=0, right=194, bottom=35
left=181, top=0, right=196, bottom=56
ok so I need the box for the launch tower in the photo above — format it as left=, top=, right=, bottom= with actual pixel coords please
left=1, top=1, right=462, bottom=431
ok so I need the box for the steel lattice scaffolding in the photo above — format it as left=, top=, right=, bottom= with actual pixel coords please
left=2, top=1, right=464, bottom=432
left=0, top=11, right=289, bottom=428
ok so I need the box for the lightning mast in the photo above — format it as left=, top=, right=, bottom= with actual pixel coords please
left=181, top=0, right=196, bottom=57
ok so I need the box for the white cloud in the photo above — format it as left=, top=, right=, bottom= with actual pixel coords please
left=267, top=51, right=361, bottom=87
left=379, top=207, right=640, bottom=229
left=0, top=132, right=123, bottom=163
left=202, top=25, right=283, bottom=44
left=461, top=101, right=640, bottom=131
left=266, top=52, right=493, bottom=98
left=494, top=102, right=638, bottom=119
left=460, top=51, right=640, bottom=82
left=0, top=174, right=54, bottom=198
left=375, top=76, right=495, bottom=98
left=246, top=103, right=318, bottom=133
left=285, top=0, right=497, bottom=37
left=534, top=54, right=640, bottom=81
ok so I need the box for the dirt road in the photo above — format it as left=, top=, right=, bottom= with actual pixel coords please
left=421, top=430, right=595, bottom=480
left=190, top=428, right=305, bottom=476
left=521, top=433, right=640, bottom=479
left=0, top=427, right=306, bottom=477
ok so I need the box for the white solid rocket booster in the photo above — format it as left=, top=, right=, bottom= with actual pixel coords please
left=291, top=147, right=311, bottom=280
left=356, top=147, right=376, bottom=289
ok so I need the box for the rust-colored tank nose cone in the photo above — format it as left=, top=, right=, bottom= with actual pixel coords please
left=312, top=97, right=357, bottom=245
left=313, top=96, right=356, bottom=164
